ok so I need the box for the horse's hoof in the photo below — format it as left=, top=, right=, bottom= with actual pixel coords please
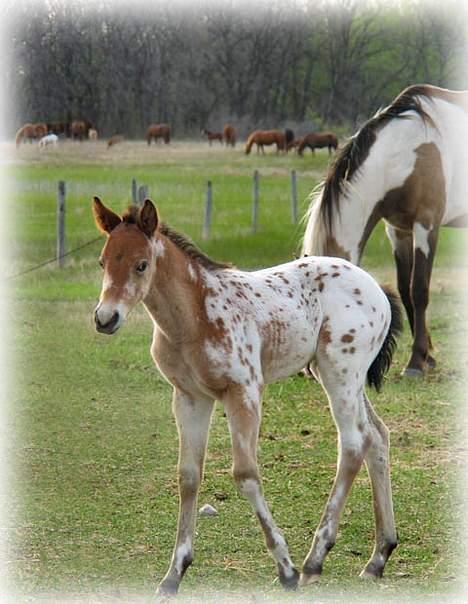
left=426, top=355, right=437, bottom=369
left=402, top=367, right=424, bottom=378
left=279, top=567, right=300, bottom=591
left=299, top=572, right=321, bottom=587
left=155, top=581, right=179, bottom=600
left=359, top=569, right=380, bottom=581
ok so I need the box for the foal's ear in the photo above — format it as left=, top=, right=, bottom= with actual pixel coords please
left=92, top=196, right=122, bottom=234
left=138, top=199, right=159, bottom=238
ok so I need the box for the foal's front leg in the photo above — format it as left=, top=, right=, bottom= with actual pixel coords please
left=157, top=389, right=214, bottom=596
left=224, top=387, right=299, bottom=590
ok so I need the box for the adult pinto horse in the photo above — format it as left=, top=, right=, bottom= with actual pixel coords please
left=223, top=123, right=236, bottom=147
left=245, top=129, right=285, bottom=154
left=298, top=132, right=338, bottom=156
left=302, top=84, right=468, bottom=376
left=146, top=123, right=171, bottom=145
left=93, top=197, right=402, bottom=595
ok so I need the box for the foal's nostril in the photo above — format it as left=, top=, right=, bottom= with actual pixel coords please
left=95, top=310, right=120, bottom=334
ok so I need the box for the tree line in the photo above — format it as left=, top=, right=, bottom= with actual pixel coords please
left=7, top=0, right=468, bottom=140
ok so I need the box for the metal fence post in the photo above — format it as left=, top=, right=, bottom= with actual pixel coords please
left=57, top=180, right=66, bottom=268
left=202, top=180, right=213, bottom=240
left=138, top=185, right=148, bottom=204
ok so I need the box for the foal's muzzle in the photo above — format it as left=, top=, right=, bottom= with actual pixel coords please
left=94, top=308, right=121, bottom=335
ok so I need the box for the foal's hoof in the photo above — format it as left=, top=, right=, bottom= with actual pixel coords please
left=155, top=581, right=178, bottom=600
left=299, top=571, right=321, bottom=587
left=279, top=567, right=300, bottom=590
left=359, top=568, right=381, bottom=581
left=402, top=367, right=424, bottom=378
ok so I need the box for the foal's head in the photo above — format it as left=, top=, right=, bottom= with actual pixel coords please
left=92, top=197, right=160, bottom=334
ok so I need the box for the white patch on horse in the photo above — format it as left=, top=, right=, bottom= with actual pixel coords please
left=187, top=263, right=197, bottom=282
left=102, top=272, right=114, bottom=292
left=174, top=537, right=191, bottom=574
left=413, top=222, right=432, bottom=257
left=152, top=239, right=166, bottom=258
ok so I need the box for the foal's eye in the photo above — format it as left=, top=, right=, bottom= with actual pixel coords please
left=99, top=259, right=104, bottom=269
left=136, top=260, right=148, bottom=274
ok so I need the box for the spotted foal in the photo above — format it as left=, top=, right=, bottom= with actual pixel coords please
left=93, top=197, right=402, bottom=594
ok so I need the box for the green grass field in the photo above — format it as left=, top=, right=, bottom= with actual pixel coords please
left=7, top=140, right=468, bottom=602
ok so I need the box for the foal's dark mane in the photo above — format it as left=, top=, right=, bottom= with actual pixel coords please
left=122, top=206, right=231, bottom=271
left=319, top=84, right=434, bottom=230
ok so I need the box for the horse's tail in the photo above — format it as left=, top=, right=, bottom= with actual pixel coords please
left=285, top=128, right=294, bottom=146
left=245, top=132, right=256, bottom=154
left=367, top=286, right=403, bottom=391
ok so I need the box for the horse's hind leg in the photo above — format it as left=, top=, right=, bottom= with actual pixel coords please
left=360, top=394, right=397, bottom=578
left=301, top=372, right=369, bottom=585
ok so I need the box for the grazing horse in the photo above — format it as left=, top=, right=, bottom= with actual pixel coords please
left=47, top=121, right=69, bottom=136
left=245, top=129, right=286, bottom=155
left=285, top=128, right=295, bottom=152
left=93, top=197, right=402, bottom=595
left=107, top=135, right=124, bottom=148
left=15, top=122, right=47, bottom=147
left=298, top=132, right=338, bottom=156
left=71, top=119, right=93, bottom=141
left=146, top=123, right=171, bottom=145
left=302, top=84, right=468, bottom=376
left=223, top=123, right=236, bottom=147
left=38, top=133, right=58, bottom=149
left=201, top=128, right=223, bottom=145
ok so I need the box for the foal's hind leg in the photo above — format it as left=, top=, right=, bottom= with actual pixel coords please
left=223, top=386, right=299, bottom=590
left=301, top=372, right=369, bottom=586
left=360, top=394, right=397, bottom=579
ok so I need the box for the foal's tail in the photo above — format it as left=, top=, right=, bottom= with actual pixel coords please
left=367, top=286, right=403, bottom=391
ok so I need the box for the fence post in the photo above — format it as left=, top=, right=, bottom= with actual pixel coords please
left=202, top=180, right=213, bottom=240
left=132, top=178, right=137, bottom=203
left=291, top=169, right=298, bottom=224
left=57, top=180, right=66, bottom=268
left=252, top=169, right=259, bottom=233
left=138, top=185, right=148, bottom=205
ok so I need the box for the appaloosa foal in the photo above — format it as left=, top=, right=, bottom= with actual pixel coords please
left=93, top=197, right=402, bottom=594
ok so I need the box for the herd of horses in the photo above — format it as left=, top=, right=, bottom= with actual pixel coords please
left=15, top=118, right=337, bottom=158
left=15, top=119, right=96, bottom=147
left=90, top=83, right=468, bottom=594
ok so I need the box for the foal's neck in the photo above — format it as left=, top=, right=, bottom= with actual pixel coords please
left=142, top=234, right=209, bottom=342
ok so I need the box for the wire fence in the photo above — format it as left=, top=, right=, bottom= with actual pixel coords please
left=12, top=170, right=303, bottom=280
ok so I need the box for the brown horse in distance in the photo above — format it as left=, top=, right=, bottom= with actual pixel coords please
left=245, top=129, right=286, bottom=155
left=223, top=124, right=236, bottom=147
left=71, top=120, right=93, bottom=141
left=15, top=122, right=48, bottom=147
left=47, top=121, right=70, bottom=136
left=146, top=123, right=171, bottom=145
left=107, top=135, right=124, bottom=148
left=298, top=132, right=338, bottom=156
left=202, top=129, right=223, bottom=145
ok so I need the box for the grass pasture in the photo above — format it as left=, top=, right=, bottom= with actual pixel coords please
left=6, top=140, right=468, bottom=602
